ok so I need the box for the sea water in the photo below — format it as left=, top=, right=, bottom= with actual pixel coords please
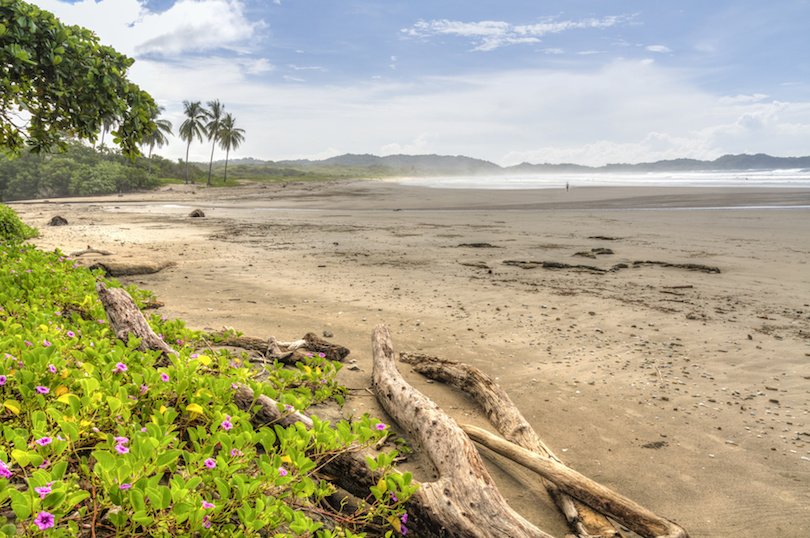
left=394, top=169, right=810, bottom=190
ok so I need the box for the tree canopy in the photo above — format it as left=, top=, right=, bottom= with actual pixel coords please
left=0, top=0, right=158, bottom=158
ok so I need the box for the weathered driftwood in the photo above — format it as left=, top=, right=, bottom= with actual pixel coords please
left=372, top=324, right=553, bottom=538
left=96, top=282, right=177, bottom=361
left=462, top=424, right=688, bottom=538
left=89, top=260, right=175, bottom=277
left=400, top=352, right=618, bottom=538
left=71, top=246, right=113, bottom=257
left=215, top=332, right=350, bottom=363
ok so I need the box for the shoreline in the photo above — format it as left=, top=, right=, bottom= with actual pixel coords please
left=13, top=181, right=810, bottom=537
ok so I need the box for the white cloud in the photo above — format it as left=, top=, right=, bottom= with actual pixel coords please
left=645, top=44, right=671, bottom=54
left=37, top=0, right=263, bottom=57
left=402, top=15, right=627, bottom=51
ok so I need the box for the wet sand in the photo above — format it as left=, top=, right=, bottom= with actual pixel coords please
left=13, top=180, right=810, bottom=537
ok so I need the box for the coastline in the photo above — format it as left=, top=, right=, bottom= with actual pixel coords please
left=13, top=180, right=810, bottom=537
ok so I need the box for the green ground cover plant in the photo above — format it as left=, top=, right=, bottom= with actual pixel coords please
left=0, top=240, right=415, bottom=536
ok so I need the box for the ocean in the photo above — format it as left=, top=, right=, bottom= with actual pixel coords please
left=393, top=169, right=810, bottom=189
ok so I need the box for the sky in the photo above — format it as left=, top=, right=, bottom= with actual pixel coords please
left=35, top=0, right=810, bottom=166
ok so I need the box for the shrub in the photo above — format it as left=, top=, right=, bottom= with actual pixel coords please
left=0, top=244, right=415, bottom=536
left=0, top=205, right=38, bottom=242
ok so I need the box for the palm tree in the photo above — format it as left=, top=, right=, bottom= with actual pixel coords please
left=142, top=107, right=173, bottom=159
left=179, top=100, right=207, bottom=184
left=217, top=113, right=245, bottom=185
left=204, top=99, right=225, bottom=186
left=98, top=114, right=118, bottom=149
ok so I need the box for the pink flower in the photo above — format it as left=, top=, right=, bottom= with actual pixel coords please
left=0, top=375, right=6, bottom=386
left=160, top=373, right=170, bottom=382
left=119, top=483, right=132, bottom=490
left=34, top=485, right=51, bottom=498
left=113, top=362, right=127, bottom=373
left=34, top=511, right=55, bottom=530
left=42, top=340, right=51, bottom=347
left=48, top=364, right=57, bottom=373
left=114, top=436, right=129, bottom=445
left=202, top=515, right=212, bottom=529
left=220, top=417, right=233, bottom=431
left=115, top=444, right=129, bottom=455
left=139, top=384, right=149, bottom=395
left=0, top=460, right=12, bottom=479
left=201, top=500, right=215, bottom=509
left=38, top=459, right=50, bottom=469
left=35, top=437, right=52, bottom=446
left=230, top=448, right=242, bottom=457
left=375, top=423, right=387, bottom=431
left=204, top=458, right=216, bottom=469
left=36, top=386, right=49, bottom=394
left=66, top=330, right=75, bottom=338
left=278, top=466, right=288, bottom=477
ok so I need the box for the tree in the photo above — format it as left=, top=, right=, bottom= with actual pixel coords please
left=179, top=100, right=206, bottom=184
left=204, top=99, right=224, bottom=186
left=0, top=0, right=157, bottom=158
left=142, top=107, right=172, bottom=159
left=217, top=113, right=245, bottom=184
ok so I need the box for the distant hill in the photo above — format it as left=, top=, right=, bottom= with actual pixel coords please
left=216, top=152, right=810, bottom=177
left=509, top=153, right=810, bottom=174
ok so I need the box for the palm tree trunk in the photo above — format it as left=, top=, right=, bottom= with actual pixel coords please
left=207, top=139, right=216, bottom=186
left=185, top=141, right=191, bottom=184
left=224, top=148, right=230, bottom=184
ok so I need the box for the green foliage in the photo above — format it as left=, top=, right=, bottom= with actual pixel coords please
left=0, top=204, right=36, bottom=242
left=0, top=143, right=193, bottom=200
left=0, top=244, right=416, bottom=536
left=0, top=0, right=157, bottom=158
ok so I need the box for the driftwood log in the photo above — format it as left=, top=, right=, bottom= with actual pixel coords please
left=462, top=425, right=688, bottom=538
left=216, top=332, right=350, bottom=363
left=400, top=352, right=618, bottom=538
left=89, top=260, right=175, bottom=277
left=71, top=246, right=113, bottom=257
left=372, top=324, right=553, bottom=538
left=96, top=282, right=177, bottom=361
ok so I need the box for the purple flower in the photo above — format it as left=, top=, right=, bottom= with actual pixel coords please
left=97, top=319, right=106, bottom=324
left=114, top=436, right=129, bottom=445
left=42, top=340, right=51, bottom=347
left=38, top=459, right=50, bottom=469
left=113, top=362, right=127, bottom=373
left=318, top=352, right=326, bottom=358
left=278, top=466, right=288, bottom=477
left=401, top=512, right=408, bottom=524
left=390, top=492, right=398, bottom=503
left=202, top=515, right=212, bottom=529
left=220, top=417, right=233, bottom=431
left=36, top=386, right=49, bottom=394
left=375, top=423, right=387, bottom=431
left=66, top=330, right=75, bottom=338
left=34, top=511, right=55, bottom=530
left=119, top=483, right=132, bottom=490
left=204, top=458, right=216, bottom=469
left=230, top=448, right=242, bottom=457
left=35, top=437, right=52, bottom=446
left=0, top=460, right=11, bottom=479
left=201, top=500, right=215, bottom=509
left=48, top=364, right=57, bottom=374
left=24, top=340, right=32, bottom=347
left=34, top=485, right=51, bottom=498
left=115, top=444, right=129, bottom=455
left=139, top=384, right=149, bottom=395
left=160, top=373, right=170, bottom=382
left=140, top=427, right=147, bottom=433
left=0, top=375, right=6, bottom=386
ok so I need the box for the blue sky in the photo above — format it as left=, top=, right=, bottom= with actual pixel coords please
left=38, top=0, right=810, bottom=165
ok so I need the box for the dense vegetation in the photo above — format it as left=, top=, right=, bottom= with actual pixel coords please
left=0, top=143, right=201, bottom=201
left=0, top=210, right=414, bottom=536
left=0, top=0, right=157, bottom=157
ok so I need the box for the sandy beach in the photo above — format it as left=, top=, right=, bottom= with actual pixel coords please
left=12, top=180, right=810, bottom=537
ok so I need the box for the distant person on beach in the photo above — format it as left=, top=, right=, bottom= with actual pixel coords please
left=565, top=182, right=570, bottom=191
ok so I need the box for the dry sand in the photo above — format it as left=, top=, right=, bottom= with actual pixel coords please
left=12, top=180, right=810, bottom=537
